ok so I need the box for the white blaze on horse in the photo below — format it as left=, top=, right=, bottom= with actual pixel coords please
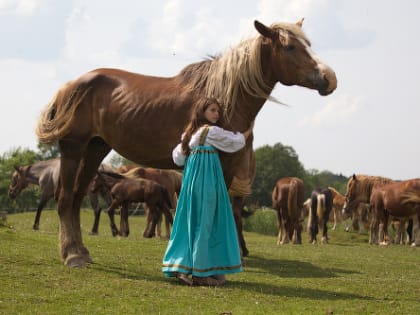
left=36, top=19, right=337, bottom=267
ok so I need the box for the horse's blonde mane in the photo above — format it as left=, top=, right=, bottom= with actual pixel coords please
left=178, top=22, right=307, bottom=120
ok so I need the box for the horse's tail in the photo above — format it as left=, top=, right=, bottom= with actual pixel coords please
left=36, top=81, right=91, bottom=144
left=272, top=185, right=279, bottom=209
left=288, top=179, right=299, bottom=217
left=317, top=194, right=326, bottom=219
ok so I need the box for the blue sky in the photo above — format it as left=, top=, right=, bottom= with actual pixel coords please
left=1, top=0, right=419, bottom=180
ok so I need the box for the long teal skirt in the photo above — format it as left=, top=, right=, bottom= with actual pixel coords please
left=162, top=145, right=242, bottom=277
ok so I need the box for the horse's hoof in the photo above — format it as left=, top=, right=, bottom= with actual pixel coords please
left=65, top=254, right=90, bottom=268
left=379, top=241, right=389, bottom=246
left=33, top=226, right=39, bottom=231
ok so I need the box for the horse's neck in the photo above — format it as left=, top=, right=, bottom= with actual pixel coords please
left=25, top=167, right=42, bottom=186
left=102, top=174, right=120, bottom=188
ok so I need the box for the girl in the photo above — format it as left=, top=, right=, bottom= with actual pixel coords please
left=162, top=98, right=254, bottom=286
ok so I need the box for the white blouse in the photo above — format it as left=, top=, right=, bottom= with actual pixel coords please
left=172, top=125, right=246, bottom=166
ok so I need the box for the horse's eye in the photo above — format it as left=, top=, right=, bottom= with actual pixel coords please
left=284, top=45, right=295, bottom=52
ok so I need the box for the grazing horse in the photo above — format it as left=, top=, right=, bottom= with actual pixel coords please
left=90, top=170, right=173, bottom=238
left=328, top=186, right=369, bottom=232
left=35, top=19, right=337, bottom=267
left=122, top=166, right=183, bottom=238
left=8, top=158, right=112, bottom=234
left=271, top=177, right=305, bottom=245
left=308, top=188, right=333, bottom=244
left=370, top=179, right=420, bottom=246
left=342, top=174, right=412, bottom=244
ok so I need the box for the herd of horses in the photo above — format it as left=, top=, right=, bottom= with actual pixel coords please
left=270, top=174, right=420, bottom=248
left=8, top=158, right=182, bottom=239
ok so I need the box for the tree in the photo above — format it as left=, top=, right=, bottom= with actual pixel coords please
left=37, top=142, right=60, bottom=159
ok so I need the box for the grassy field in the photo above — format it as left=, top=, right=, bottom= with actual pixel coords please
left=0, top=209, right=419, bottom=315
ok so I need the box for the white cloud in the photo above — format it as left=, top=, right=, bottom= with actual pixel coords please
left=0, top=0, right=44, bottom=15
left=299, top=93, right=362, bottom=127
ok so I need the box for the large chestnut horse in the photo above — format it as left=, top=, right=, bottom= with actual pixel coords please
left=271, top=177, right=305, bottom=245
left=36, top=19, right=337, bottom=267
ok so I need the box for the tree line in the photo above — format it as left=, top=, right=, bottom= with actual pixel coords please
left=0, top=142, right=349, bottom=212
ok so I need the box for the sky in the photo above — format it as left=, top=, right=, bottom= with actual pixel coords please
left=1, top=0, right=419, bottom=181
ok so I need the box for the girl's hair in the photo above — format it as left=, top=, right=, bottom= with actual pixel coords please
left=181, top=97, right=226, bottom=156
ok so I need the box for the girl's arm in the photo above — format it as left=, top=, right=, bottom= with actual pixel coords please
left=242, top=121, right=254, bottom=140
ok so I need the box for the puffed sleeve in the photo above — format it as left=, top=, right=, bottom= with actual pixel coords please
left=206, top=126, right=246, bottom=153
left=172, top=143, right=186, bottom=166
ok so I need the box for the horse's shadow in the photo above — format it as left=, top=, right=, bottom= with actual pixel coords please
left=244, top=254, right=357, bottom=278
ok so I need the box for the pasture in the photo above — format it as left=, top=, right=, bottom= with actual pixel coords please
left=1, top=210, right=419, bottom=315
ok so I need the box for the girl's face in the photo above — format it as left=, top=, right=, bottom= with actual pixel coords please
left=204, top=103, right=220, bottom=124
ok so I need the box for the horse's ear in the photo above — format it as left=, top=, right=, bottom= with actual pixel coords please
left=352, top=174, right=357, bottom=180
left=296, top=18, right=304, bottom=28
left=254, top=20, right=277, bottom=40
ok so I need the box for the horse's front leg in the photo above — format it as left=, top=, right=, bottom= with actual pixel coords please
left=119, top=201, right=130, bottom=237
left=106, top=202, right=119, bottom=237
left=231, top=196, right=248, bottom=257
left=33, top=195, right=49, bottom=230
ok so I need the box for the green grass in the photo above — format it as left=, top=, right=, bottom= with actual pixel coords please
left=0, top=210, right=419, bottom=315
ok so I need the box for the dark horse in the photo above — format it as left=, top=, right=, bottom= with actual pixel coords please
left=8, top=158, right=112, bottom=234
left=90, top=170, right=174, bottom=238
left=36, top=19, right=336, bottom=267
left=122, top=166, right=183, bottom=238
left=308, top=188, right=333, bottom=244
left=271, top=177, right=305, bottom=245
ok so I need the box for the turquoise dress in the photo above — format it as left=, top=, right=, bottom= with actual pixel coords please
left=162, top=128, right=242, bottom=278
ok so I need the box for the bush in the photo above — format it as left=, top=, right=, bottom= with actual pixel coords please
left=243, top=207, right=277, bottom=236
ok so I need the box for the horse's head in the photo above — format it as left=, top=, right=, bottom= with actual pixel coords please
left=254, top=19, right=337, bottom=96
left=8, top=166, right=29, bottom=199
left=90, top=171, right=103, bottom=194
left=342, top=174, right=360, bottom=215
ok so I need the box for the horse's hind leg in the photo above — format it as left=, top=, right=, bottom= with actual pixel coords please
left=57, top=141, right=90, bottom=267
left=58, top=137, right=110, bottom=267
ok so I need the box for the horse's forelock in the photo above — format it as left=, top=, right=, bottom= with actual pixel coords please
left=270, top=22, right=310, bottom=45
